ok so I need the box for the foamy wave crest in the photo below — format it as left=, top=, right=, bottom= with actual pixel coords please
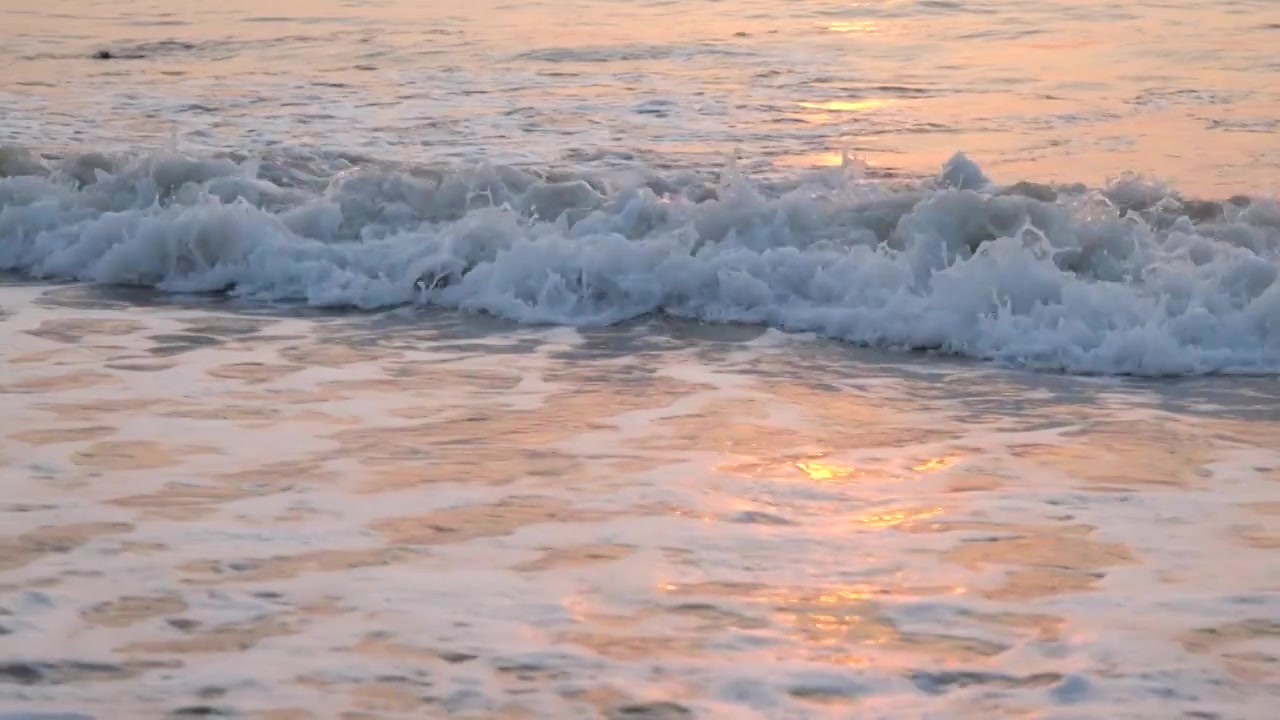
left=2, top=144, right=1278, bottom=375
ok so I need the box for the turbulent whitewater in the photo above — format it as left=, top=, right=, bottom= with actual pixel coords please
left=2, top=146, right=1278, bottom=376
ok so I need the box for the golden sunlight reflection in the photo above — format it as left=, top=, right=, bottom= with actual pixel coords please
left=775, top=589, right=892, bottom=647
left=793, top=460, right=859, bottom=481
left=775, top=148, right=883, bottom=169
left=772, top=584, right=986, bottom=661
left=709, top=451, right=963, bottom=486
left=827, top=21, right=881, bottom=35
left=650, top=581, right=990, bottom=665
left=817, top=588, right=874, bottom=603
left=913, top=456, right=957, bottom=472
left=716, top=454, right=865, bottom=483
left=858, top=507, right=945, bottom=529
left=655, top=582, right=967, bottom=601
left=797, top=99, right=893, bottom=113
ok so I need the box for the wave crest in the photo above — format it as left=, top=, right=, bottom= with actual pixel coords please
left=2, top=145, right=1277, bottom=375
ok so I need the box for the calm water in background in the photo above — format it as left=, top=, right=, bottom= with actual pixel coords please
left=2, top=1, right=1280, bottom=718
left=4, top=0, right=1279, bottom=193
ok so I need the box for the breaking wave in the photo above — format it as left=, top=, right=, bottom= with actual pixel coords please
left=2, top=144, right=1278, bottom=376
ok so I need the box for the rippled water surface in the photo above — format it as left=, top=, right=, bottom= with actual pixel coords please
left=4, top=0, right=1279, bottom=192
left=2, top=283, right=1279, bottom=718
left=2, top=1, right=1280, bottom=718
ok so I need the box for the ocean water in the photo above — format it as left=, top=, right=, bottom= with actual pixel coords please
left=2, top=0, right=1280, bottom=718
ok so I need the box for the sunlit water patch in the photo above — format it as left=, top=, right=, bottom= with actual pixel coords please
left=1, top=284, right=1277, bottom=717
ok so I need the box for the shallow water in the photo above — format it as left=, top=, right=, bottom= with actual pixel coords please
left=1, top=283, right=1279, bottom=718
left=3, top=1, right=1280, bottom=718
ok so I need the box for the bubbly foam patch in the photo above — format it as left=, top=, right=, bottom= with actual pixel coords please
left=2, top=145, right=1278, bottom=375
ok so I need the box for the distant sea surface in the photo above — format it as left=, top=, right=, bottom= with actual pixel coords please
left=5, top=0, right=1280, bottom=192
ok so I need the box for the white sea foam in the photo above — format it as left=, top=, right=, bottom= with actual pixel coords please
left=2, top=146, right=1278, bottom=376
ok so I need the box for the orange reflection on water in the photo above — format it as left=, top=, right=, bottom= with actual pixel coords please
left=793, top=460, right=860, bottom=481
left=816, top=588, right=873, bottom=603
left=774, top=148, right=883, bottom=169
left=827, top=21, right=881, bottom=35
left=858, top=507, right=945, bottom=528
left=651, top=581, right=982, bottom=667
left=913, top=456, right=957, bottom=472
left=797, top=99, right=893, bottom=113
left=717, top=454, right=866, bottom=482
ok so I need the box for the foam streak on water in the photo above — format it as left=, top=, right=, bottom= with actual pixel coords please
left=2, top=147, right=1279, bottom=376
